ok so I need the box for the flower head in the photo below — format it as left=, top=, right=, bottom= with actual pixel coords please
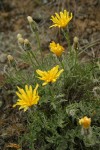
left=50, top=10, right=72, bottom=28
left=79, top=116, right=91, bottom=129
left=36, top=65, right=64, bottom=86
left=13, top=84, right=40, bottom=111
left=49, top=41, right=64, bottom=56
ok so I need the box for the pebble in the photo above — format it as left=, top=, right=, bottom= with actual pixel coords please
left=93, top=0, right=99, bottom=6
left=91, top=32, right=100, bottom=40
left=89, top=21, right=96, bottom=27
left=77, top=15, right=83, bottom=20
left=82, top=32, right=88, bottom=39
left=93, top=28, right=97, bottom=32
left=0, top=53, right=7, bottom=63
left=86, top=28, right=93, bottom=34
left=89, top=14, right=95, bottom=20
left=82, top=39, right=89, bottom=45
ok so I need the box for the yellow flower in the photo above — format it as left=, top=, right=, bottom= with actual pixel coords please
left=13, top=84, right=40, bottom=111
left=36, top=65, right=64, bottom=86
left=50, top=10, right=72, bottom=28
left=79, top=116, right=91, bottom=129
left=49, top=41, right=64, bottom=57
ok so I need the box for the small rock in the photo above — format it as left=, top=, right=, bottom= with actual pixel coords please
left=86, top=28, right=93, bottom=34
left=0, top=131, right=8, bottom=139
left=91, top=32, right=100, bottom=40
left=82, top=32, right=88, bottom=39
left=95, top=25, right=100, bottom=31
left=82, top=39, right=89, bottom=45
left=93, top=0, right=98, bottom=6
left=89, top=14, right=95, bottom=20
left=93, top=28, right=97, bottom=32
left=43, top=0, right=48, bottom=3
left=78, top=15, right=85, bottom=20
left=89, top=21, right=96, bottom=27
left=78, top=14, right=88, bottom=20
left=0, top=53, right=7, bottom=63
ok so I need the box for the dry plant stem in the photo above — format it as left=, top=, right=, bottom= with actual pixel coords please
left=79, top=39, right=100, bottom=56
left=81, top=39, right=100, bottom=49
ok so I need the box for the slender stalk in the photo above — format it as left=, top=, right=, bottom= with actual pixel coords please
left=31, top=26, right=43, bottom=64
left=49, top=84, right=56, bottom=110
left=58, top=57, right=64, bottom=69
left=30, top=51, right=40, bottom=66
left=27, top=51, right=37, bottom=68
left=35, top=31, right=41, bottom=51
left=35, top=31, right=43, bottom=64
left=61, top=29, right=72, bottom=53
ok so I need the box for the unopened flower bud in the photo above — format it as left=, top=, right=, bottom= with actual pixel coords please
left=24, top=39, right=30, bottom=45
left=73, top=36, right=79, bottom=50
left=17, top=33, right=22, bottom=39
left=7, top=55, right=14, bottom=62
left=7, top=55, right=16, bottom=68
left=24, top=39, right=31, bottom=51
left=27, top=16, right=33, bottom=23
left=73, top=36, right=79, bottom=43
left=27, top=16, right=38, bottom=32
left=18, top=37, right=24, bottom=44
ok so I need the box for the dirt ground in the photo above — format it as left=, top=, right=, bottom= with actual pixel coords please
left=0, top=0, right=100, bottom=149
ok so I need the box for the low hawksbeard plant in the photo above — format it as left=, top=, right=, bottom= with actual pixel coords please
left=5, top=9, right=100, bottom=150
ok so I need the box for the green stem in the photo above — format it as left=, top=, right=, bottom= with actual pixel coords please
left=35, top=31, right=43, bottom=64
left=49, top=84, right=56, bottom=110
left=30, top=23, right=43, bottom=65
left=30, top=51, right=40, bottom=66
left=61, top=29, right=71, bottom=53
left=27, top=51, right=37, bottom=68
left=35, top=31, right=41, bottom=50
left=57, top=57, right=66, bottom=86
left=58, top=57, right=64, bottom=69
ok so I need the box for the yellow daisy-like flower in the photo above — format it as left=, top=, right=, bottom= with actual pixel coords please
left=36, top=65, right=64, bottom=86
left=49, top=41, right=64, bottom=57
left=13, top=84, right=40, bottom=111
left=50, top=10, right=72, bottom=28
left=79, top=116, right=91, bottom=129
